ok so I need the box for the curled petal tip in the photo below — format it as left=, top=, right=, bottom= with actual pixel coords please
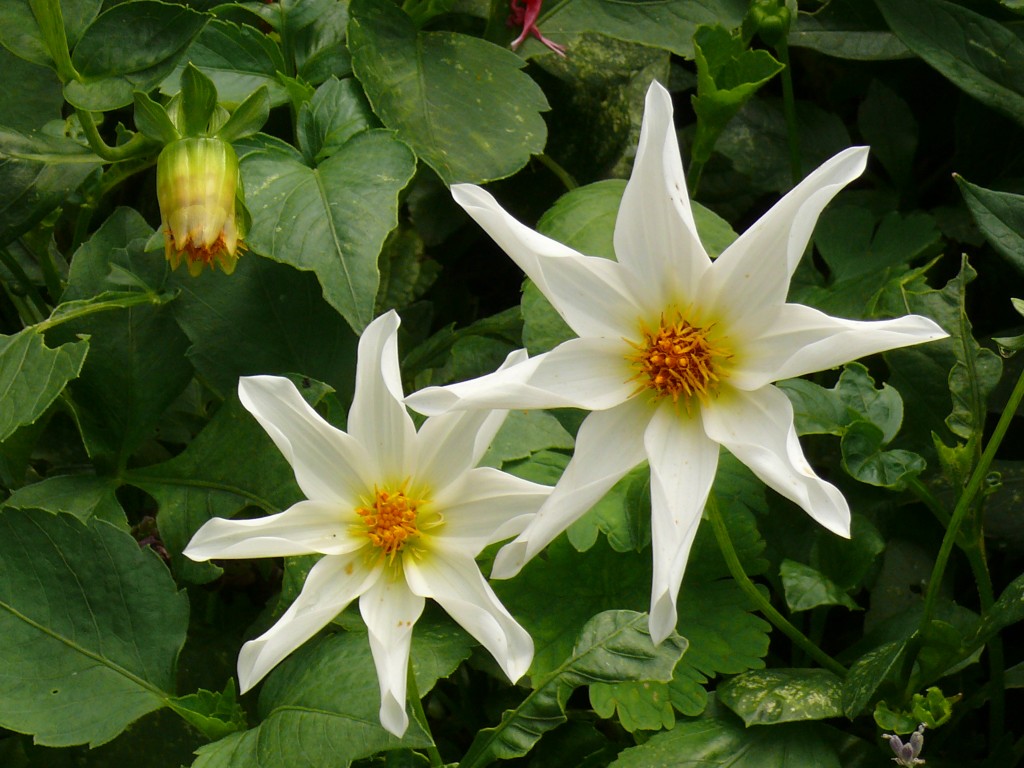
left=491, top=540, right=528, bottom=580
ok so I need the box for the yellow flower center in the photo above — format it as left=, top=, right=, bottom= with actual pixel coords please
left=627, top=310, right=731, bottom=406
left=356, top=486, right=424, bottom=559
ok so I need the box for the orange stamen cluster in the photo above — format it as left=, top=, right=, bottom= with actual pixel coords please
left=627, top=311, right=730, bottom=407
left=357, top=486, right=422, bottom=559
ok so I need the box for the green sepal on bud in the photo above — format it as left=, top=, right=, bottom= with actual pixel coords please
left=742, top=0, right=793, bottom=48
left=157, top=136, right=245, bottom=277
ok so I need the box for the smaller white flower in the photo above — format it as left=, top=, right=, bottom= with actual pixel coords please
left=184, top=310, right=547, bottom=737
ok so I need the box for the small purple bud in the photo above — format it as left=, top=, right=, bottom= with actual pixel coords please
left=882, top=724, right=927, bottom=766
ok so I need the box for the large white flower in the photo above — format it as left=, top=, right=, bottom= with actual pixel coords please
left=184, top=310, right=548, bottom=736
left=406, top=81, right=947, bottom=645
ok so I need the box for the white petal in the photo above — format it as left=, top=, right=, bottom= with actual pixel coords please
left=729, top=303, right=949, bottom=390
left=491, top=397, right=650, bottom=579
left=236, top=553, right=379, bottom=693
left=702, top=386, right=850, bottom=537
left=615, top=81, right=710, bottom=308
left=347, top=311, right=418, bottom=481
left=406, top=337, right=635, bottom=415
left=432, top=467, right=550, bottom=549
left=644, top=404, right=720, bottom=644
left=183, top=500, right=361, bottom=560
left=239, top=376, right=372, bottom=503
left=405, top=551, right=533, bottom=683
left=414, top=349, right=527, bottom=489
left=703, top=147, right=870, bottom=332
left=452, top=183, right=642, bottom=338
left=360, top=572, right=426, bottom=737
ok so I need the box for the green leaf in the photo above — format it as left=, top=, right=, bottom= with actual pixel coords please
left=0, top=46, right=63, bottom=132
left=238, top=130, right=416, bottom=332
left=568, top=464, right=652, bottom=554
left=957, top=175, right=1024, bottom=277
left=840, top=420, right=926, bottom=489
left=66, top=0, right=208, bottom=111
left=193, top=615, right=472, bottom=768
left=296, top=76, right=376, bottom=164
left=589, top=680, right=676, bottom=733
left=718, top=669, right=844, bottom=725
left=0, top=127, right=102, bottom=245
left=460, top=611, right=687, bottom=768
left=127, top=384, right=326, bottom=584
left=348, top=0, right=549, bottom=184
left=133, top=90, right=180, bottom=144
left=876, top=0, right=1024, bottom=126
left=481, top=410, right=574, bottom=470
left=51, top=208, right=193, bottom=471
left=975, top=570, right=1024, bottom=643
left=857, top=80, right=917, bottom=188
left=780, top=559, right=860, bottom=612
left=874, top=686, right=959, bottom=732
left=375, top=227, right=441, bottom=314
left=216, top=86, right=270, bottom=143
left=167, top=680, right=247, bottom=741
left=159, top=19, right=288, bottom=109
left=180, top=62, right=219, bottom=137
left=0, top=509, right=188, bottom=747
left=790, top=1, right=908, bottom=60
left=0, top=328, right=87, bottom=442
left=169, top=254, right=359, bottom=400
left=0, top=0, right=101, bottom=67
left=878, top=257, right=1002, bottom=445
left=690, top=25, right=783, bottom=167
left=533, top=0, right=748, bottom=59
left=3, top=473, right=125, bottom=527
left=841, top=640, right=906, bottom=718
left=609, top=704, right=842, bottom=767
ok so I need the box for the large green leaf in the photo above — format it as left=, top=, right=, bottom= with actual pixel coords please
left=718, top=669, right=844, bottom=725
left=790, top=0, right=908, bottom=60
left=50, top=208, right=193, bottom=471
left=957, top=175, right=1024, bottom=277
left=0, top=128, right=101, bottom=245
left=0, top=328, right=87, bottom=442
left=0, top=0, right=101, bottom=68
left=609, top=705, right=842, bottom=767
left=192, top=615, right=472, bottom=768
left=532, top=0, right=748, bottom=59
left=65, top=0, right=208, bottom=111
left=238, top=129, right=416, bottom=332
left=876, top=0, right=1024, bottom=125
left=0, top=509, right=188, bottom=747
left=459, top=611, right=687, bottom=768
left=169, top=254, right=358, bottom=400
left=780, top=559, right=860, bottom=613
left=3, top=473, right=125, bottom=527
left=348, top=0, right=549, bottom=184
left=158, top=19, right=289, bottom=108
left=0, top=47, right=63, bottom=132
left=127, top=385, right=323, bottom=584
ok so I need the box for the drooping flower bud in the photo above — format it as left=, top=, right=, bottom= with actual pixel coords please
left=156, top=136, right=244, bottom=277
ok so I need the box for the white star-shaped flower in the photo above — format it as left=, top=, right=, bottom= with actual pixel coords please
left=406, top=81, right=947, bottom=644
left=184, top=310, right=547, bottom=736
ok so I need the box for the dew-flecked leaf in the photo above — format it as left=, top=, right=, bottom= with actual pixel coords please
left=718, top=668, right=844, bottom=725
left=348, top=0, right=549, bottom=184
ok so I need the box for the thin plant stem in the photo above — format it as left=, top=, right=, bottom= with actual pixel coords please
left=906, top=475, right=951, bottom=528
left=775, top=39, right=801, bottom=186
left=407, top=664, right=443, bottom=768
left=76, top=109, right=157, bottom=163
left=918, top=364, right=1024, bottom=633
left=536, top=153, right=578, bottom=192
left=0, top=246, right=48, bottom=320
left=965, top=541, right=1004, bottom=753
left=706, top=494, right=847, bottom=678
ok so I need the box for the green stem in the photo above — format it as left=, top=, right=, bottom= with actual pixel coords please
left=965, top=542, right=1004, bottom=753
left=706, top=495, right=847, bottom=677
left=407, top=664, right=443, bottom=768
left=918, top=365, right=1024, bottom=634
left=29, top=0, right=79, bottom=82
left=76, top=109, right=157, bottom=163
left=0, top=247, right=49, bottom=320
left=906, top=475, right=951, bottom=528
left=535, top=153, right=578, bottom=192
left=775, top=39, right=801, bottom=186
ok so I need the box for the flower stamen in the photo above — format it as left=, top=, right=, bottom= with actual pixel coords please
left=357, top=485, right=424, bottom=561
left=627, top=310, right=731, bottom=408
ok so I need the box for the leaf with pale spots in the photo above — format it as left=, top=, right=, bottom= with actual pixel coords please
left=348, top=0, right=549, bottom=184
left=718, top=668, right=844, bottom=726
